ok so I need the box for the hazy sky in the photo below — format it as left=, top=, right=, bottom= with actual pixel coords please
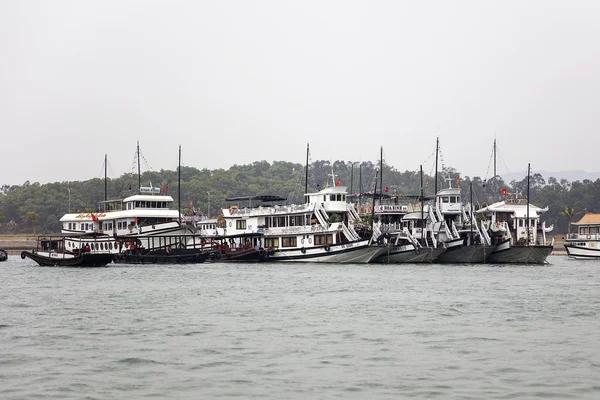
left=1, top=1, right=599, bottom=186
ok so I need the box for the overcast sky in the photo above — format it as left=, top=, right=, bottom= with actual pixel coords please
left=1, top=0, right=599, bottom=186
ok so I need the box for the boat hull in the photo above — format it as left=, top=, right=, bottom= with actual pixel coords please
left=437, top=244, right=496, bottom=264
left=21, top=251, right=113, bottom=267
left=268, top=240, right=386, bottom=263
left=564, top=243, right=600, bottom=259
left=374, top=243, right=444, bottom=263
left=487, top=245, right=553, bottom=264
left=113, top=250, right=209, bottom=264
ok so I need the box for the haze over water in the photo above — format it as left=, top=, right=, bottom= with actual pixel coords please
left=1, top=257, right=599, bottom=399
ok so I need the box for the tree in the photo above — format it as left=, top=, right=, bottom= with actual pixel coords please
left=24, top=211, right=40, bottom=234
left=561, top=206, right=576, bottom=234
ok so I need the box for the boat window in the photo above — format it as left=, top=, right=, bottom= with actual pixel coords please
left=442, top=197, right=449, bottom=203
left=295, top=216, right=304, bottom=226
left=278, top=216, right=286, bottom=227
left=151, top=201, right=157, bottom=208
left=236, top=220, right=247, bottom=230
left=109, top=242, right=113, bottom=250
left=519, top=219, right=524, bottom=227
left=265, top=238, right=279, bottom=248
left=323, top=195, right=326, bottom=202
left=282, top=237, right=297, bottom=247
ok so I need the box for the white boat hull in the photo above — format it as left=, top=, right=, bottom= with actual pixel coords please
left=267, top=240, right=385, bottom=263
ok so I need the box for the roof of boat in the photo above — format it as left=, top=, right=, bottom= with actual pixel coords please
left=122, top=194, right=174, bottom=202
left=573, top=212, right=600, bottom=225
left=476, top=199, right=548, bottom=217
left=226, top=195, right=287, bottom=202
left=38, top=232, right=111, bottom=239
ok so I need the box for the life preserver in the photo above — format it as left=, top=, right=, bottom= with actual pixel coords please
left=587, top=234, right=591, bottom=239
left=324, top=245, right=330, bottom=252
left=301, top=238, right=305, bottom=244
left=21, top=252, right=26, bottom=259
left=301, top=247, right=306, bottom=254
left=308, top=238, right=312, bottom=244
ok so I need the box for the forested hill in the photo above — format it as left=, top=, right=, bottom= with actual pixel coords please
left=1, top=160, right=599, bottom=234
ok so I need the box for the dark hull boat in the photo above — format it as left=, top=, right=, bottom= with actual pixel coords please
left=374, top=243, right=444, bottom=263
left=487, top=244, right=553, bottom=264
left=21, top=233, right=114, bottom=267
left=113, top=249, right=210, bottom=264
left=436, top=243, right=496, bottom=264
left=21, top=250, right=113, bottom=267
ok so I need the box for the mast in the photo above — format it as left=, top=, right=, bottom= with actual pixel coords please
left=137, top=141, right=141, bottom=194
left=527, top=163, right=530, bottom=246
left=359, top=163, right=362, bottom=207
left=493, top=138, right=497, bottom=182
left=304, top=143, right=309, bottom=197
left=379, top=146, right=383, bottom=202
left=420, top=165, right=425, bottom=241
left=470, top=181, right=473, bottom=241
left=178, top=145, right=182, bottom=225
left=350, top=163, right=354, bottom=200
left=370, top=167, right=379, bottom=239
left=435, top=137, right=439, bottom=195
left=104, top=154, right=107, bottom=202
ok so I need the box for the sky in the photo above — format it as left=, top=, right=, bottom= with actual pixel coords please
left=1, top=0, right=599, bottom=186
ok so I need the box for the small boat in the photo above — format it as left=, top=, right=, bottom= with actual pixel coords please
left=204, top=233, right=270, bottom=262
left=0, top=249, right=7, bottom=262
left=564, top=212, right=600, bottom=259
left=20, top=233, right=114, bottom=267
left=112, top=233, right=214, bottom=264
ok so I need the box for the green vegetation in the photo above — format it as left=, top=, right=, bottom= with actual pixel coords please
left=0, top=160, right=596, bottom=234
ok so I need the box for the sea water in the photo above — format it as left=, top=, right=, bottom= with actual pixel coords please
left=1, top=256, right=598, bottom=399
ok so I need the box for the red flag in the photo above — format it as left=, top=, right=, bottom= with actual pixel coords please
left=336, top=178, right=341, bottom=186
left=501, top=188, right=507, bottom=196
left=90, top=213, right=98, bottom=222
left=384, top=186, right=389, bottom=192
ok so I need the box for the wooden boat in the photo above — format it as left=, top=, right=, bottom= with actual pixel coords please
left=20, top=233, right=114, bottom=267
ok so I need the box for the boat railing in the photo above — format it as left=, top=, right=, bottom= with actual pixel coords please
left=230, top=204, right=313, bottom=217
left=264, top=225, right=326, bottom=235
left=569, top=232, right=598, bottom=240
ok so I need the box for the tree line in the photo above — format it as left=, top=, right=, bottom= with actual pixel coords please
left=0, top=159, right=597, bottom=235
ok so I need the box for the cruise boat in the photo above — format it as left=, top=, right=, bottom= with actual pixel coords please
left=564, top=212, right=600, bottom=259
left=476, top=197, right=554, bottom=264
left=222, top=187, right=385, bottom=263
left=20, top=233, right=114, bottom=267
left=59, top=187, right=188, bottom=254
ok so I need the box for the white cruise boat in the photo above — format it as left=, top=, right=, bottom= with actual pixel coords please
left=476, top=197, right=554, bottom=264
left=59, top=187, right=189, bottom=254
left=564, top=212, right=600, bottom=259
left=222, top=187, right=385, bottom=263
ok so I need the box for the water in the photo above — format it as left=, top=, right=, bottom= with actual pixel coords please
left=1, top=256, right=599, bottom=399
